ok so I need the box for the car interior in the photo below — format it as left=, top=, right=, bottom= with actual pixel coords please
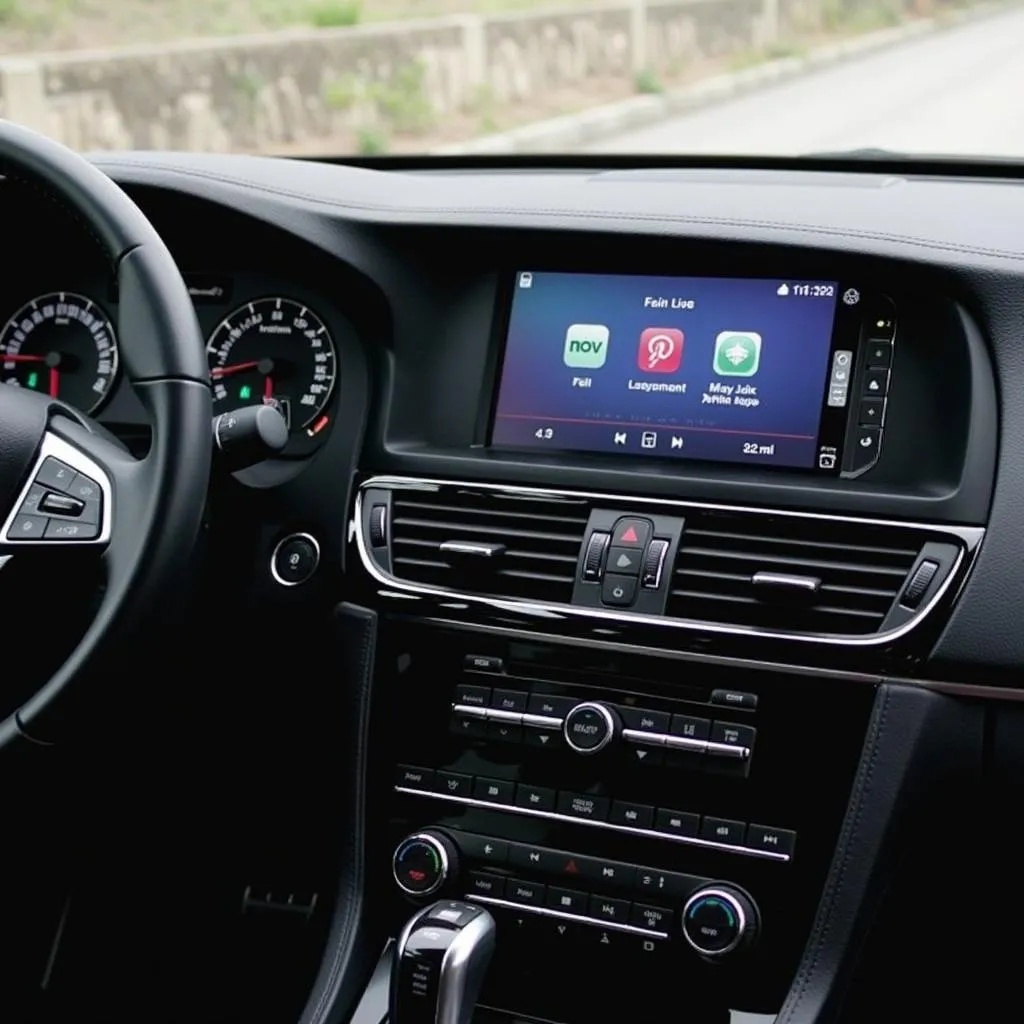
left=3, top=125, right=1024, bottom=1024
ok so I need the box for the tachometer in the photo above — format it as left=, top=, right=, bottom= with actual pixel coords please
left=0, top=291, right=118, bottom=415
left=207, top=297, right=336, bottom=438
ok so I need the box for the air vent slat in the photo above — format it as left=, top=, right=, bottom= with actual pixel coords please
left=386, top=487, right=587, bottom=603
left=668, top=509, right=924, bottom=636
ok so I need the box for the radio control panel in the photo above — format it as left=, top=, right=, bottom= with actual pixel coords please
left=380, top=623, right=874, bottom=1017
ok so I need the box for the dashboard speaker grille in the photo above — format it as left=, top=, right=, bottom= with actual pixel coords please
left=389, top=486, right=589, bottom=603
left=666, top=510, right=922, bottom=636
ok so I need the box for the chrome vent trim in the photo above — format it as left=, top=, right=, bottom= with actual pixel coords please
left=354, top=476, right=985, bottom=649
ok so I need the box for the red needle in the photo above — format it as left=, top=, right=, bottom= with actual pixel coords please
left=264, top=375, right=273, bottom=400
left=48, top=367, right=59, bottom=397
left=1, top=353, right=45, bottom=362
left=211, top=360, right=259, bottom=379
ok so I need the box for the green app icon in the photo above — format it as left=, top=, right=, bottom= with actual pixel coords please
left=563, top=323, right=610, bottom=368
left=713, top=331, right=762, bottom=377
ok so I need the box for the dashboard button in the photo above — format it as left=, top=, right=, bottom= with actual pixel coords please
left=527, top=694, right=575, bottom=718
left=631, top=904, right=672, bottom=933
left=620, top=707, right=670, bottom=735
left=509, top=844, right=558, bottom=873
left=858, top=398, right=884, bottom=426
left=515, top=784, right=556, bottom=812
left=850, top=426, right=881, bottom=472
left=491, top=689, right=528, bottom=713
left=864, top=340, right=893, bottom=367
left=456, top=834, right=509, bottom=865
left=601, top=573, right=637, bottom=607
left=467, top=872, right=505, bottom=899
left=271, top=533, right=320, bottom=586
left=450, top=714, right=486, bottom=739
left=711, top=721, right=756, bottom=749
left=454, top=683, right=490, bottom=708
left=654, top=808, right=699, bottom=837
left=507, top=880, right=545, bottom=906
left=865, top=311, right=896, bottom=342
left=607, top=545, right=642, bottom=575
left=547, top=887, right=588, bottom=914
left=486, top=720, right=522, bottom=743
left=581, top=530, right=610, bottom=581
left=609, top=800, right=654, bottom=829
left=863, top=367, right=890, bottom=397
left=578, top=856, right=635, bottom=889
left=473, top=777, right=514, bottom=804
left=611, top=518, right=652, bottom=548
left=396, top=765, right=433, bottom=790
left=589, top=895, right=631, bottom=924
left=710, top=689, right=758, bottom=710
left=556, top=791, right=609, bottom=821
left=700, top=817, right=747, bottom=845
left=670, top=714, right=711, bottom=741
left=464, top=654, right=504, bottom=673
left=746, top=824, right=796, bottom=857
left=435, top=771, right=473, bottom=798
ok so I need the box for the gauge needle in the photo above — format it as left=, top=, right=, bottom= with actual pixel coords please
left=263, top=375, right=274, bottom=400
left=1, top=353, right=45, bottom=362
left=49, top=367, right=59, bottom=397
left=211, top=360, right=260, bottom=379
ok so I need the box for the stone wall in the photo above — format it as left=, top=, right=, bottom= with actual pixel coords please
left=0, top=0, right=921, bottom=153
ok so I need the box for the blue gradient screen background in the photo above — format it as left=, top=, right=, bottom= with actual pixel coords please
left=490, top=272, right=840, bottom=469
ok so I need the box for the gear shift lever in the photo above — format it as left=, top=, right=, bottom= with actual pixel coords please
left=390, top=900, right=496, bottom=1024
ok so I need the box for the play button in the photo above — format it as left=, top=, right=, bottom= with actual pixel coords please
left=608, top=546, right=640, bottom=574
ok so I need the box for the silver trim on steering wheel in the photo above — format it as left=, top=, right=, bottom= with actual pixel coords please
left=0, top=432, right=113, bottom=546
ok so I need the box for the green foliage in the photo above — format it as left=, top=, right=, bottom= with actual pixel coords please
left=309, top=0, right=361, bottom=28
left=357, top=127, right=389, bottom=154
left=634, top=68, right=663, bottom=94
left=323, top=73, right=359, bottom=110
left=372, top=59, right=435, bottom=133
left=0, top=0, right=20, bottom=24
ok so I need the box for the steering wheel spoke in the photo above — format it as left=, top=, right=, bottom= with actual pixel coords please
left=0, top=428, right=115, bottom=553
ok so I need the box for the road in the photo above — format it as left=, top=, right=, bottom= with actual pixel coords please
left=586, top=5, right=1024, bottom=157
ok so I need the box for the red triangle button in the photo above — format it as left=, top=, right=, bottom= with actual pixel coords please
left=621, top=526, right=638, bottom=543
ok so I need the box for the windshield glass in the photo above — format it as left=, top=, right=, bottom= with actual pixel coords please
left=0, top=0, right=1016, bottom=158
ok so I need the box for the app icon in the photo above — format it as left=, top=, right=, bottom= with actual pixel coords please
left=637, top=328, right=683, bottom=373
left=563, top=324, right=609, bottom=368
left=713, top=332, right=762, bottom=377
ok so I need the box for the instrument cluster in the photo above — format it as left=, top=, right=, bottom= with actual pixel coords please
left=0, top=275, right=342, bottom=458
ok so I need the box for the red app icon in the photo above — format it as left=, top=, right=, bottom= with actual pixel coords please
left=638, top=328, right=684, bottom=373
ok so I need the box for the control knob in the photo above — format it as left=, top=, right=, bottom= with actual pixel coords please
left=392, top=831, right=459, bottom=898
left=562, top=701, right=621, bottom=755
left=681, top=885, right=759, bottom=958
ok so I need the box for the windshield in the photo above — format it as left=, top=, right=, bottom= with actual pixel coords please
left=0, top=0, right=1016, bottom=159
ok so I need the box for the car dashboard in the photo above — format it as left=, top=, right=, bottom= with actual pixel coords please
left=11, top=151, right=1024, bottom=1023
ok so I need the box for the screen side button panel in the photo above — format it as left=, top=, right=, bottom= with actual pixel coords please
left=573, top=510, right=685, bottom=615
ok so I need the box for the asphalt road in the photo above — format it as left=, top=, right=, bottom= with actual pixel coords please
left=586, top=5, right=1024, bottom=158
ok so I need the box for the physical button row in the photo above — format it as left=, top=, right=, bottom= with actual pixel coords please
left=466, top=872, right=672, bottom=941
left=453, top=829, right=714, bottom=901
left=8, top=456, right=104, bottom=541
left=394, top=765, right=795, bottom=860
left=454, top=685, right=755, bottom=760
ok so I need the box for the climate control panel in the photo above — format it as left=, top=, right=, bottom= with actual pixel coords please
left=391, top=828, right=761, bottom=963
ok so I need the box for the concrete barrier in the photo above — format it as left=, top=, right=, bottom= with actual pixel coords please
left=0, top=0, right=797, bottom=152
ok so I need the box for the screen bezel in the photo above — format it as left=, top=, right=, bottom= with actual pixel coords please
left=484, top=270, right=877, bottom=477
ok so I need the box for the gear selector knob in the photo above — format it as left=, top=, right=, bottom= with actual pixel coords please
left=390, top=900, right=496, bottom=1024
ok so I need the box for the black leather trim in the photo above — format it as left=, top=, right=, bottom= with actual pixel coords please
left=776, top=683, right=984, bottom=1023
left=298, top=603, right=379, bottom=1024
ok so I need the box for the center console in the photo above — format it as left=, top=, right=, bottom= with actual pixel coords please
left=376, top=623, right=874, bottom=1020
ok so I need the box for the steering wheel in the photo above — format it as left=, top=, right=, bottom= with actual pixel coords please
left=0, top=123, right=212, bottom=748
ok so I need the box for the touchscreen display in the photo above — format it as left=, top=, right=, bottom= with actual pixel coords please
left=490, top=271, right=845, bottom=471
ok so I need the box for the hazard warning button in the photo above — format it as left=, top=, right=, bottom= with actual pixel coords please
left=611, top=517, right=652, bottom=549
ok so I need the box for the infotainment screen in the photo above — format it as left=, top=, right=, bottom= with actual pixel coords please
left=489, top=271, right=895, bottom=475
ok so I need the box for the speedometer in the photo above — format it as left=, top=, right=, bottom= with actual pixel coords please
left=0, top=291, right=118, bottom=415
left=206, top=297, right=337, bottom=437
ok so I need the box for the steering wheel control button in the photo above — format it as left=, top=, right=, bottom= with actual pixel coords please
left=45, top=519, right=99, bottom=541
left=270, top=532, right=320, bottom=586
left=39, top=492, right=84, bottom=517
left=682, top=887, right=757, bottom=958
left=35, top=457, right=77, bottom=492
left=611, top=518, right=652, bottom=549
left=601, top=573, right=637, bottom=607
left=563, top=702, right=619, bottom=754
left=9, top=514, right=48, bottom=539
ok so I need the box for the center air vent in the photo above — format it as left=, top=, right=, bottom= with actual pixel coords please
left=388, top=485, right=589, bottom=603
left=666, top=510, right=926, bottom=636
